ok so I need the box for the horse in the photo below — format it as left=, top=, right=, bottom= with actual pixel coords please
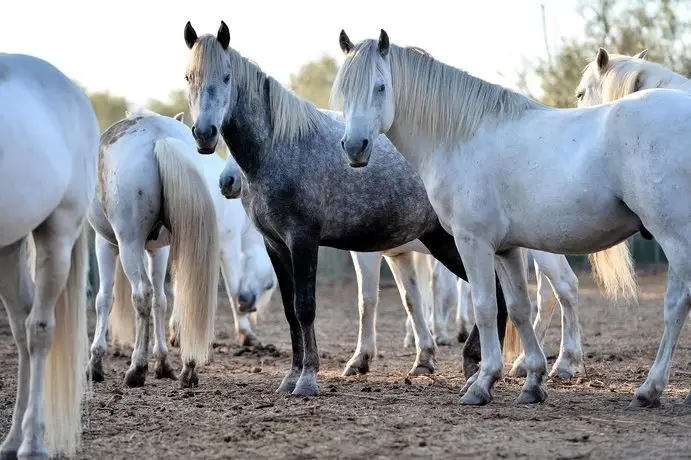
left=182, top=21, right=515, bottom=396
left=575, top=47, right=690, bottom=107
left=87, top=110, right=219, bottom=389
left=0, top=53, right=97, bottom=459
left=331, top=29, right=691, bottom=408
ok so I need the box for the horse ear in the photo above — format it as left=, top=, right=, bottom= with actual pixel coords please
left=633, top=49, right=648, bottom=60
left=174, top=112, right=185, bottom=122
left=378, top=29, right=390, bottom=57
left=339, top=29, right=354, bottom=54
left=217, top=21, right=230, bottom=50
left=184, top=21, right=198, bottom=50
left=596, top=47, right=609, bottom=73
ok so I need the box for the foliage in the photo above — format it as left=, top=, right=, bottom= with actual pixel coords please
left=288, top=54, right=339, bottom=108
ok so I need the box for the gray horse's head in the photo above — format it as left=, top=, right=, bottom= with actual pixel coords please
left=184, top=21, right=235, bottom=155
left=331, top=29, right=395, bottom=167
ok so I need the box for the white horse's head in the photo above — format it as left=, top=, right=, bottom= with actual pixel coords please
left=331, top=29, right=395, bottom=167
left=219, top=152, right=242, bottom=199
left=184, top=21, right=234, bottom=155
left=237, top=243, right=276, bottom=314
left=575, top=48, right=651, bottom=107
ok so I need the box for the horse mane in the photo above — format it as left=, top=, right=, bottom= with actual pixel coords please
left=331, top=40, right=540, bottom=149
left=595, top=54, right=688, bottom=102
left=188, top=35, right=327, bottom=145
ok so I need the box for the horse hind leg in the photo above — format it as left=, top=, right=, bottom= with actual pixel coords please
left=117, top=238, right=153, bottom=388
left=147, top=247, right=176, bottom=380
left=632, top=267, right=690, bottom=408
left=88, top=234, right=118, bottom=382
left=431, top=260, right=458, bottom=346
left=387, top=252, right=437, bottom=376
left=456, top=279, right=472, bottom=343
left=344, top=251, right=382, bottom=376
left=0, top=239, right=33, bottom=458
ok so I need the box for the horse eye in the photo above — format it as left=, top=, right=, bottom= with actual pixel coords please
left=224, top=74, right=231, bottom=84
left=576, top=90, right=584, bottom=100
left=184, top=74, right=189, bottom=82
left=377, top=84, right=385, bottom=93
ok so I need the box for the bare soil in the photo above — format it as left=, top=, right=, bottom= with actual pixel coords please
left=2, top=272, right=691, bottom=459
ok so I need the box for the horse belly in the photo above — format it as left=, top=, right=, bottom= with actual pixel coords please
left=0, top=148, right=69, bottom=247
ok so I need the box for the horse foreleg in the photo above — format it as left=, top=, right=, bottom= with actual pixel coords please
left=265, top=240, right=301, bottom=394
left=0, top=239, right=33, bottom=458
left=344, top=251, right=382, bottom=376
left=456, top=279, right=471, bottom=342
left=288, top=233, right=320, bottom=396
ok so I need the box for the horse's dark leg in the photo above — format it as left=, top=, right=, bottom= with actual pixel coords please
left=264, top=239, right=302, bottom=394
left=419, top=223, right=508, bottom=379
left=287, top=232, right=320, bottom=396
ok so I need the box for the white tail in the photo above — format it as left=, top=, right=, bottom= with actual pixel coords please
left=588, top=241, right=638, bottom=301
left=107, top=255, right=135, bottom=348
left=153, top=138, right=219, bottom=366
left=42, top=227, right=89, bottom=456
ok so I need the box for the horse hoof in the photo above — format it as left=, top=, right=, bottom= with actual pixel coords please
left=88, top=360, right=105, bottom=383
left=548, top=367, right=574, bottom=381
left=179, top=368, right=199, bottom=388
left=16, top=442, right=48, bottom=460
left=435, top=335, right=455, bottom=347
left=629, top=392, right=661, bottom=408
left=343, top=357, right=370, bottom=377
left=124, top=365, right=147, bottom=388
left=509, top=364, right=528, bottom=378
left=409, top=363, right=435, bottom=376
left=517, top=385, right=548, bottom=404
left=460, top=385, right=492, bottom=406
left=154, top=361, right=177, bottom=380
left=240, top=334, right=262, bottom=347
left=292, top=378, right=318, bottom=396
left=276, top=378, right=297, bottom=394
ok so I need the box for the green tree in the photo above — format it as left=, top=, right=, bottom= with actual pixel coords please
left=86, top=90, right=129, bottom=132
left=521, top=0, right=691, bottom=108
left=147, top=89, right=190, bottom=125
left=289, top=55, right=339, bottom=108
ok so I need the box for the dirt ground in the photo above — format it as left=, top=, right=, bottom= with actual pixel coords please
left=2, top=271, right=691, bottom=459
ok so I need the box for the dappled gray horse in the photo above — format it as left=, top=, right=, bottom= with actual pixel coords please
left=181, top=22, right=507, bottom=395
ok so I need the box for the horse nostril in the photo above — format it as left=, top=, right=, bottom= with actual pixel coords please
left=361, top=139, right=369, bottom=152
left=191, top=125, right=198, bottom=139
left=210, top=125, right=218, bottom=137
left=340, top=139, right=345, bottom=151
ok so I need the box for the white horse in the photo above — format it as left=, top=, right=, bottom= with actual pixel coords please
left=88, top=110, right=219, bottom=389
left=0, top=53, right=97, bottom=459
left=575, top=47, right=690, bottom=107
left=332, top=30, right=691, bottom=408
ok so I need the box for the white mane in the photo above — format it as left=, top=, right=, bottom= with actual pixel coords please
left=331, top=40, right=541, bottom=149
left=593, top=54, right=691, bottom=102
left=188, top=35, right=328, bottom=145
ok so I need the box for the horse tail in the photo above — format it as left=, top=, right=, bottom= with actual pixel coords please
left=43, top=226, right=89, bottom=457
left=153, top=138, right=219, bottom=367
left=503, top=321, right=521, bottom=364
left=108, top=255, right=135, bottom=348
left=588, top=241, right=638, bottom=301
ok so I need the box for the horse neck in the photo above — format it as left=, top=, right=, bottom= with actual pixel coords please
left=220, top=82, right=273, bottom=178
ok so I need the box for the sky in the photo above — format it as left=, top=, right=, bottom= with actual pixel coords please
left=0, top=0, right=584, bottom=106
